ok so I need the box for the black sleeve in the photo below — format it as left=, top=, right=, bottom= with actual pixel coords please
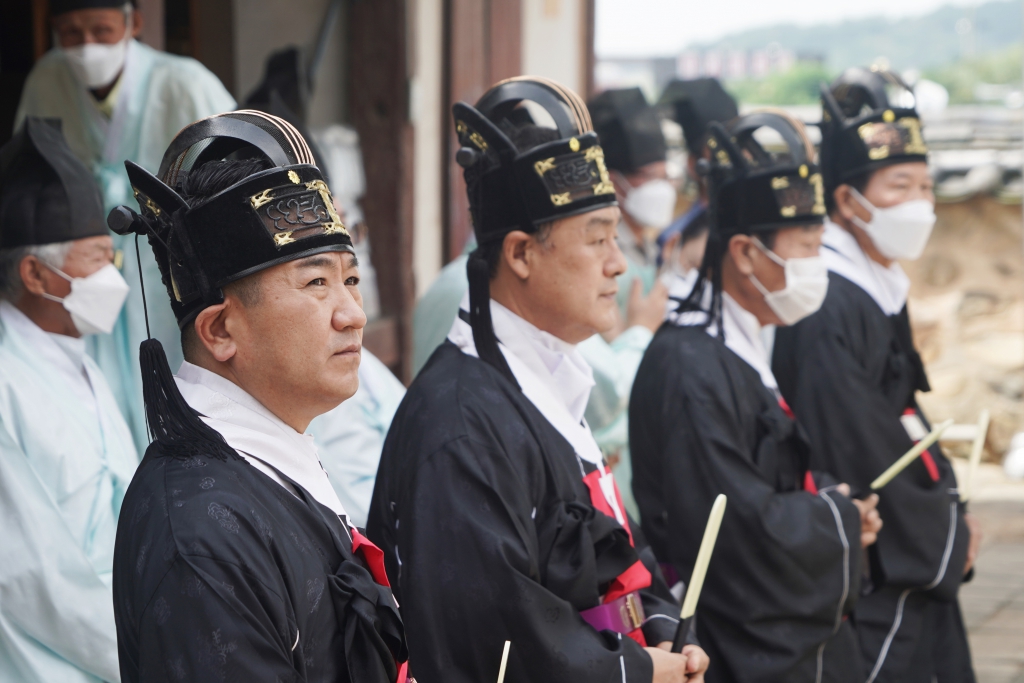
left=631, top=344, right=862, bottom=681
left=129, top=553, right=299, bottom=683
left=383, top=436, right=654, bottom=683
left=775, top=318, right=969, bottom=599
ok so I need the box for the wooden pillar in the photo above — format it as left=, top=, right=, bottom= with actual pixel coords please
left=136, top=0, right=165, bottom=51
left=348, top=0, right=416, bottom=381
left=442, top=0, right=522, bottom=262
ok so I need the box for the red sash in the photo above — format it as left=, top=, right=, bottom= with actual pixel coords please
left=581, top=465, right=651, bottom=645
left=903, top=408, right=940, bottom=482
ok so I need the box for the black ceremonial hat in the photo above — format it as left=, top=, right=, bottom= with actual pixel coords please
left=660, top=78, right=739, bottom=154
left=0, top=117, right=106, bottom=249
left=108, top=110, right=353, bottom=329
left=706, top=109, right=825, bottom=237
left=454, top=76, right=618, bottom=247
left=453, top=76, right=617, bottom=387
left=820, top=67, right=928, bottom=193
left=588, top=87, right=667, bottom=173
left=107, top=110, right=353, bottom=456
left=50, top=0, right=136, bottom=14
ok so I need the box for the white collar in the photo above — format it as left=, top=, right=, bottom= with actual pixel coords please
left=822, top=218, right=910, bottom=316
left=448, top=295, right=603, bottom=465
left=664, top=287, right=778, bottom=390
left=174, top=361, right=347, bottom=518
left=719, top=292, right=778, bottom=391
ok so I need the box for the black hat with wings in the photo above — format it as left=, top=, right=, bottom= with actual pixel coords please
left=1, top=117, right=106, bottom=249
left=107, top=110, right=352, bottom=455
left=820, top=67, right=928, bottom=194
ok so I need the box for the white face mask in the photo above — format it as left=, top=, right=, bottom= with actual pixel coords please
left=62, top=10, right=132, bottom=89
left=622, top=177, right=677, bottom=229
left=41, top=263, right=130, bottom=335
left=849, top=187, right=936, bottom=261
left=748, top=236, right=829, bottom=326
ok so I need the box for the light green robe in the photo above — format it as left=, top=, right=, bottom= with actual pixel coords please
left=0, top=303, right=139, bottom=683
left=15, top=40, right=236, bottom=453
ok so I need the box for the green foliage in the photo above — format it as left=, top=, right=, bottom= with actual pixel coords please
left=924, top=44, right=1023, bottom=103
left=693, top=0, right=1020, bottom=73
left=725, top=63, right=834, bottom=105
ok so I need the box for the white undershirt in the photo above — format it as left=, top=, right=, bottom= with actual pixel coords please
left=448, top=295, right=603, bottom=465
left=0, top=301, right=100, bottom=418
left=665, top=281, right=779, bottom=391
left=175, top=361, right=348, bottom=519
left=822, top=218, right=910, bottom=316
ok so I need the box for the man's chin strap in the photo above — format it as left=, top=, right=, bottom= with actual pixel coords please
left=466, top=249, right=520, bottom=391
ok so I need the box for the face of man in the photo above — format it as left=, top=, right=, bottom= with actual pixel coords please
left=53, top=8, right=135, bottom=48
left=833, top=161, right=934, bottom=266
left=211, top=251, right=365, bottom=431
left=859, top=161, right=934, bottom=210
left=724, top=224, right=824, bottom=326
left=501, top=206, right=627, bottom=344
left=15, top=234, right=115, bottom=337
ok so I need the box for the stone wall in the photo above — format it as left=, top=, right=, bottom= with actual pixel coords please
left=907, top=197, right=1024, bottom=461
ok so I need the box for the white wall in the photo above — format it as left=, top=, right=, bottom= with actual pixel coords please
left=522, top=0, right=586, bottom=95
left=411, top=0, right=445, bottom=297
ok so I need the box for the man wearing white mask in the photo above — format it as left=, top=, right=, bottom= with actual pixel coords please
left=0, top=118, right=138, bottom=683
left=584, top=87, right=672, bottom=516
left=15, top=0, right=236, bottom=454
left=631, top=111, right=883, bottom=683
left=772, top=69, right=978, bottom=683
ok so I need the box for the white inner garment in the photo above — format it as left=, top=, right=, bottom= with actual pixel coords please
left=175, top=361, right=347, bottom=518
left=665, top=278, right=779, bottom=391
left=448, top=294, right=603, bottom=465
left=822, top=218, right=910, bottom=316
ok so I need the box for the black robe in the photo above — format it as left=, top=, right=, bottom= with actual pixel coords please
left=630, top=324, right=864, bottom=683
left=113, top=443, right=405, bottom=683
left=772, top=272, right=974, bottom=683
left=367, top=342, right=682, bottom=683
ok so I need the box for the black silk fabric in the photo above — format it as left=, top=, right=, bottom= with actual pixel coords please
left=367, top=342, right=681, bottom=683
left=113, top=445, right=405, bottom=683
left=773, top=273, right=974, bottom=683
left=630, top=325, right=864, bottom=683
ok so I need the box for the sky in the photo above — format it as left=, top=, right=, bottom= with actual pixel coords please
left=595, top=0, right=981, bottom=57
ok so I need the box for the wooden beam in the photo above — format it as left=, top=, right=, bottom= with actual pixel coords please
left=582, top=0, right=596, bottom=99
left=136, top=0, right=164, bottom=51
left=32, top=0, right=49, bottom=61
left=348, top=0, right=415, bottom=381
left=442, top=0, right=522, bottom=263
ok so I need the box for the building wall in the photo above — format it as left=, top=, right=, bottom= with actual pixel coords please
left=411, top=0, right=444, bottom=297
left=522, top=0, right=586, bottom=94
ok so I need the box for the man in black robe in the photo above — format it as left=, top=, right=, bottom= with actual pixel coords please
left=772, top=68, right=979, bottom=683
left=631, top=111, right=883, bottom=683
left=108, top=111, right=405, bottom=683
left=368, top=77, right=709, bottom=683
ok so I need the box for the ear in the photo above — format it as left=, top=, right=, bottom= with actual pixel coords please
left=131, top=9, right=144, bottom=38
left=727, top=234, right=757, bottom=276
left=193, top=301, right=238, bottom=363
left=501, top=230, right=535, bottom=281
left=833, top=184, right=862, bottom=223
left=18, top=256, right=49, bottom=297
